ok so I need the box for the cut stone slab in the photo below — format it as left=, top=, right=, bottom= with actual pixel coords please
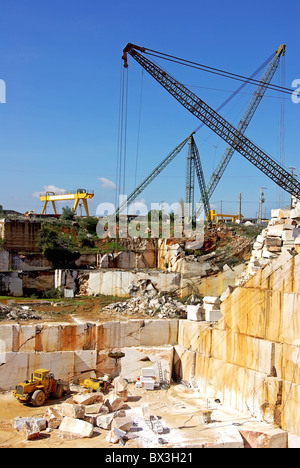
left=113, top=375, right=128, bottom=392
left=20, top=420, right=40, bottom=441
left=72, top=392, right=103, bottom=406
left=44, top=407, right=63, bottom=429
left=205, top=310, right=222, bottom=322
left=266, top=225, right=285, bottom=237
left=108, top=393, right=125, bottom=412
left=112, top=416, right=134, bottom=433
left=96, top=413, right=114, bottom=430
left=187, top=305, right=204, bottom=321
left=83, top=402, right=104, bottom=415
left=59, top=416, right=94, bottom=438
left=106, top=427, right=126, bottom=444
left=239, top=428, right=288, bottom=448
left=14, top=416, right=47, bottom=432
left=61, top=402, right=85, bottom=419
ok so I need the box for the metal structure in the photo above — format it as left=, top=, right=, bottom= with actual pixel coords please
left=116, top=46, right=284, bottom=219
left=206, top=209, right=242, bottom=223
left=196, top=44, right=286, bottom=218
left=185, top=135, right=210, bottom=217
left=39, top=188, right=94, bottom=216
left=115, top=134, right=192, bottom=216
left=122, top=44, right=300, bottom=200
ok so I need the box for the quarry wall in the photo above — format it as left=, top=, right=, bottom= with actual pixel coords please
left=175, top=251, right=300, bottom=438
left=0, top=252, right=299, bottom=439
left=0, top=219, right=41, bottom=253
left=0, top=319, right=177, bottom=391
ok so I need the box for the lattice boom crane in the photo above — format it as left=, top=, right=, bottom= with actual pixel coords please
left=122, top=44, right=300, bottom=199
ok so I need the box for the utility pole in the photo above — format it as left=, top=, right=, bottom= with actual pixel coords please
left=238, top=193, right=242, bottom=222
left=258, top=187, right=267, bottom=224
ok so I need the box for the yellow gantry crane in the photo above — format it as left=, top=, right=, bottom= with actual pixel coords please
left=39, top=189, right=94, bottom=216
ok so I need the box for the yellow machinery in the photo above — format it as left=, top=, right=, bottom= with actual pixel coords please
left=39, top=188, right=94, bottom=216
left=206, top=209, right=243, bottom=223
left=79, top=376, right=111, bottom=393
left=13, top=368, right=69, bottom=406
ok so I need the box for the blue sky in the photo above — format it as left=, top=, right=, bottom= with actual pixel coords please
left=0, top=0, right=299, bottom=218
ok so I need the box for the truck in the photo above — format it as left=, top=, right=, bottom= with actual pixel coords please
left=13, top=368, right=70, bottom=407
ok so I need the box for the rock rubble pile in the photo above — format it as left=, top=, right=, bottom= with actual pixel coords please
left=0, top=303, right=40, bottom=321
left=14, top=376, right=166, bottom=446
left=236, top=202, right=300, bottom=285
left=102, top=291, right=187, bottom=319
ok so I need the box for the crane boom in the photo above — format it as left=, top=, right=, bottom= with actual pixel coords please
left=196, top=45, right=285, bottom=217
left=122, top=44, right=300, bottom=198
left=115, top=134, right=191, bottom=215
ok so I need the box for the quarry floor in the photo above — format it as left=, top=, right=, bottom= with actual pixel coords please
left=0, top=383, right=283, bottom=449
left=0, top=296, right=150, bottom=324
left=0, top=296, right=289, bottom=448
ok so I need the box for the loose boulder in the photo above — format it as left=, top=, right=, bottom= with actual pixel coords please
left=59, top=417, right=94, bottom=439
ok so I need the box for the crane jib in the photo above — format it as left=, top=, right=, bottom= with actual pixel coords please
left=125, top=46, right=300, bottom=199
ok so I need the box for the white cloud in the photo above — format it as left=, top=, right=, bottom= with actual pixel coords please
left=98, top=177, right=116, bottom=190
left=32, top=184, right=67, bottom=198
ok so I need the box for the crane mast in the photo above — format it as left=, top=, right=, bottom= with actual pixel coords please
left=190, top=136, right=210, bottom=215
left=122, top=44, right=300, bottom=199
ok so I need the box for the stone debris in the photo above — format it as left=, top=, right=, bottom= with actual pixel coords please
left=96, top=413, right=114, bottom=430
left=236, top=201, right=300, bottom=286
left=239, top=429, right=288, bottom=449
left=0, top=303, right=40, bottom=321
left=112, top=375, right=128, bottom=401
left=61, top=402, right=85, bottom=419
left=14, top=416, right=47, bottom=432
left=59, top=416, right=94, bottom=439
left=72, top=392, right=103, bottom=406
left=44, top=406, right=63, bottom=429
left=12, top=382, right=290, bottom=447
left=20, top=420, right=41, bottom=441
left=106, top=427, right=127, bottom=445
left=102, top=290, right=187, bottom=319
left=112, top=415, right=134, bottom=432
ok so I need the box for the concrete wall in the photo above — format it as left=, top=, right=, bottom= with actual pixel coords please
left=174, top=253, right=300, bottom=437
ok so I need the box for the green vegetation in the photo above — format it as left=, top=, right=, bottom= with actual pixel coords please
left=37, top=216, right=127, bottom=261
left=61, top=206, right=75, bottom=221
left=226, top=222, right=262, bottom=239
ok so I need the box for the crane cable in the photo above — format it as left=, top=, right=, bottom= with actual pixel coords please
left=277, top=54, right=286, bottom=206
left=134, top=68, right=144, bottom=189
left=116, top=63, right=129, bottom=204
left=193, top=52, right=275, bottom=134
left=143, top=48, right=294, bottom=97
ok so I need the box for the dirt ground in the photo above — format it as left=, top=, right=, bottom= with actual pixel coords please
left=0, top=382, right=281, bottom=449
left=0, top=296, right=152, bottom=324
